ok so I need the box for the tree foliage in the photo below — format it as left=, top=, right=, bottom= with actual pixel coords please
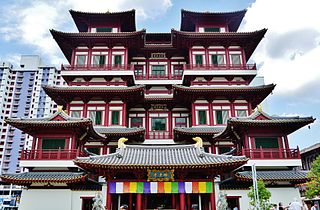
left=248, top=180, right=272, bottom=210
left=306, top=155, right=320, bottom=199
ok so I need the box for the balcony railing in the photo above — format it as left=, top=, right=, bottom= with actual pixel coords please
left=21, top=149, right=87, bottom=160
left=240, top=148, right=300, bottom=159
left=62, top=64, right=134, bottom=71
left=135, top=74, right=183, bottom=80
left=184, top=64, right=257, bottom=70
left=147, top=131, right=173, bottom=139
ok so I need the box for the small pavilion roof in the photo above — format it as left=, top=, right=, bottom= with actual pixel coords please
left=1, top=172, right=86, bottom=185
left=69, top=9, right=136, bottom=32
left=235, top=170, right=309, bottom=182
left=43, top=85, right=144, bottom=106
left=180, top=9, right=247, bottom=32
left=50, top=29, right=145, bottom=62
left=215, top=110, right=315, bottom=139
left=174, top=126, right=226, bottom=143
left=172, top=28, right=267, bottom=61
left=94, top=126, right=145, bottom=143
left=173, top=84, right=275, bottom=108
left=75, top=143, right=248, bottom=170
left=5, top=110, right=104, bottom=140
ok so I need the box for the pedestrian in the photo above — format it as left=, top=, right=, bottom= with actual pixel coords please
left=279, top=202, right=285, bottom=210
left=288, top=198, right=303, bottom=210
left=311, top=203, right=318, bottom=210
left=302, top=200, right=308, bottom=210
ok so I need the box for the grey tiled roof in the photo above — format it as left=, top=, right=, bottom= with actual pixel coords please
left=94, top=126, right=145, bottom=136
left=75, top=144, right=248, bottom=170
left=236, top=170, right=309, bottom=181
left=1, top=172, right=86, bottom=184
left=230, top=110, right=315, bottom=125
left=174, top=126, right=225, bottom=135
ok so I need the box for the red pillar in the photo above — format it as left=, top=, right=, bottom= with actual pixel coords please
left=209, top=101, right=214, bottom=126
left=172, top=194, right=176, bottom=209
left=122, top=102, right=127, bottom=126
left=106, top=182, right=112, bottom=210
left=180, top=193, right=185, bottom=210
left=210, top=182, right=216, bottom=210
left=136, top=194, right=142, bottom=210
left=192, top=102, right=196, bottom=126
left=129, top=194, right=132, bottom=210
left=83, top=102, right=88, bottom=118
left=187, top=194, right=191, bottom=210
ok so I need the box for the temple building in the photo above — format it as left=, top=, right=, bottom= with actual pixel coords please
left=1, top=9, right=315, bottom=210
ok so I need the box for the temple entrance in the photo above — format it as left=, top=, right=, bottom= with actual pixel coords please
left=146, top=194, right=174, bottom=209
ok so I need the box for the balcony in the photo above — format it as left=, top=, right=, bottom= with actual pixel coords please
left=62, top=64, right=134, bottom=71
left=147, top=131, right=173, bottom=139
left=21, top=149, right=87, bottom=160
left=184, top=64, right=257, bottom=71
left=135, top=74, right=183, bottom=80
left=240, top=148, right=300, bottom=159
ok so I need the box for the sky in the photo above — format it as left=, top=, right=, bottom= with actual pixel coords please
left=0, top=0, right=319, bottom=149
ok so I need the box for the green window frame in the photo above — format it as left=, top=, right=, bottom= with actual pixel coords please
left=231, top=54, right=241, bottom=65
left=131, top=117, right=143, bottom=128
left=255, top=137, right=279, bottom=149
left=212, top=54, right=218, bottom=65
left=89, top=111, right=102, bottom=125
left=151, top=118, right=166, bottom=131
left=114, top=55, right=122, bottom=65
left=42, top=138, right=65, bottom=150
left=195, top=55, right=203, bottom=65
left=198, top=110, right=207, bottom=125
left=92, top=55, right=106, bottom=66
left=76, top=55, right=86, bottom=66
left=236, top=110, right=247, bottom=117
left=96, top=28, right=112, bottom=32
left=111, top=111, right=120, bottom=125
left=215, top=110, right=229, bottom=124
left=204, top=28, right=220, bottom=32
left=151, top=65, right=165, bottom=76
left=71, top=111, right=81, bottom=118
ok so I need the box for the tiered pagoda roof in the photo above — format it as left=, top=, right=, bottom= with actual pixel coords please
left=70, top=9, right=136, bottom=32
left=173, top=84, right=275, bottom=108
left=180, top=9, right=247, bottom=32
left=216, top=110, right=315, bottom=140
left=235, top=170, right=309, bottom=183
left=172, top=29, right=267, bottom=61
left=50, top=29, right=145, bottom=62
left=5, top=110, right=104, bottom=140
left=43, top=85, right=145, bottom=105
left=74, top=143, right=248, bottom=171
left=1, top=172, right=86, bottom=185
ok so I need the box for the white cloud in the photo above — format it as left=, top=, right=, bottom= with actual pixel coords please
left=242, top=0, right=320, bottom=94
left=0, top=0, right=172, bottom=65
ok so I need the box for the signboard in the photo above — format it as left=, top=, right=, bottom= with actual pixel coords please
left=147, top=169, right=174, bottom=181
left=151, top=53, right=166, bottom=59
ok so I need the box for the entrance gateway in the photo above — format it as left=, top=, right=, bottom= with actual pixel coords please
left=74, top=139, right=248, bottom=210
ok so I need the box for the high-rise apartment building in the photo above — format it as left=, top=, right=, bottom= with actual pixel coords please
left=0, top=55, right=62, bottom=174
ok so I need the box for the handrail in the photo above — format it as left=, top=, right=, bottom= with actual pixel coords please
left=184, top=63, right=257, bottom=70
left=62, top=64, right=134, bottom=71
left=21, top=149, right=87, bottom=160
left=240, top=148, right=300, bottom=159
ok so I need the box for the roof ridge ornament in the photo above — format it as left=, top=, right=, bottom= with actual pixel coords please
left=118, top=137, right=128, bottom=149
left=193, top=136, right=203, bottom=148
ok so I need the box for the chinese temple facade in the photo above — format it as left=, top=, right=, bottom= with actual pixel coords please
left=1, top=9, right=315, bottom=210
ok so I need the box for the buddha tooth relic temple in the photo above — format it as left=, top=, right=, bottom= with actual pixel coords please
left=1, top=8, right=315, bottom=210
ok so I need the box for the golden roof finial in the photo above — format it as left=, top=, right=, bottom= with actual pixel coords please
left=118, top=137, right=128, bottom=149
left=257, top=104, right=263, bottom=113
left=57, top=105, right=63, bottom=112
left=193, top=136, right=203, bottom=148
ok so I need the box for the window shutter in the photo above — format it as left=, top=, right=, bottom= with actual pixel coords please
left=216, top=110, right=223, bottom=124
left=95, top=111, right=102, bottom=125
left=212, top=55, right=218, bottom=65
left=195, top=55, right=203, bottom=65
left=112, top=111, right=120, bottom=125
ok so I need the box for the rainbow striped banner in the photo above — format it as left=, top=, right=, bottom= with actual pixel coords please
left=109, top=182, right=213, bottom=194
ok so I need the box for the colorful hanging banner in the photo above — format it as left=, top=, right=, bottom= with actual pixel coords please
left=109, top=182, right=213, bottom=194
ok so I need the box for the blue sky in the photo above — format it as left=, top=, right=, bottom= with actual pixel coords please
left=0, top=0, right=319, bottom=149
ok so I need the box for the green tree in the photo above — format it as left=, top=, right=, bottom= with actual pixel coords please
left=305, top=155, right=320, bottom=199
left=248, top=180, right=272, bottom=210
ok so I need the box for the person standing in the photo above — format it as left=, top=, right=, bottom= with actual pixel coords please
left=289, top=198, right=303, bottom=210
left=311, top=203, right=318, bottom=210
